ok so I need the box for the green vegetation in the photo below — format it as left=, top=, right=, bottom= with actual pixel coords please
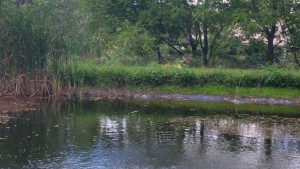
left=0, top=0, right=85, bottom=97
left=70, top=63, right=300, bottom=99
left=85, top=0, right=300, bottom=67
left=78, top=64, right=300, bottom=88
left=0, top=0, right=300, bottom=98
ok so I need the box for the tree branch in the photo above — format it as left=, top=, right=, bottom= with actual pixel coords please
left=209, top=23, right=224, bottom=58
left=274, top=40, right=283, bottom=48
left=199, top=25, right=204, bottom=50
left=294, top=52, right=300, bottom=67
left=162, top=39, right=184, bottom=55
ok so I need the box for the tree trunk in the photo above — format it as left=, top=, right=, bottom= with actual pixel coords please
left=202, top=23, right=209, bottom=67
left=189, top=34, right=198, bottom=57
left=187, top=26, right=198, bottom=57
left=156, top=47, right=163, bottom=64
left=266, top=25, right=276, bottom=64
left=293, top=51, right=300, bottom=67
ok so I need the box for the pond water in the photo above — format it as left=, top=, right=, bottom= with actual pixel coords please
left=1, top=99, right=300, bottom=169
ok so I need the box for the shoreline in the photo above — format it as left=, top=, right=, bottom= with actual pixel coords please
left=1, top=87, right=300, bottom=115
left=81, top=88, right=300, bottom=106
left=1, top=87, right=300, bottom=124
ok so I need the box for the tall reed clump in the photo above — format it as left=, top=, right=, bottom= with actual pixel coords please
left=0, top=2, right=78, bottom=98
left=0, top=6, right=46, bottom=75
left=0, top=59, right=80, bottom=98
left=0, top=70, right=76, bottom=98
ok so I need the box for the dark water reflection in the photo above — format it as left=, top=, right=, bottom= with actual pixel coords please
left=0, top=100, right=300, bottom=169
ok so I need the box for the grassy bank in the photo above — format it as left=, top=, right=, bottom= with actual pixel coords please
left=70, top=63, right=300, bottom=99
left=2, top=61, right=299, bottom=99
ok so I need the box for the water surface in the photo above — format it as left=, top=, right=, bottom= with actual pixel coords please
left=1, top=100, right=300, bottom=169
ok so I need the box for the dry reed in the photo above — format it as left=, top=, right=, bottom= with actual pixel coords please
left=0, top=70, right=77, bottom=99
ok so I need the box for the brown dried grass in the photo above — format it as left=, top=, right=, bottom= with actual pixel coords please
left=0, top=71, right=76, bottom=99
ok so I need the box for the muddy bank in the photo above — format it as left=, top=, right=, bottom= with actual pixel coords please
left=81, top=88, right=300, bottom=106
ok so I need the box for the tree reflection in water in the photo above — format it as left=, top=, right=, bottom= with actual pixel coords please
left=0, top=100, right=300, bottom=169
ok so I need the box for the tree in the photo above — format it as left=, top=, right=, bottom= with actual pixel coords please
left=184, top=0, right=231, bottom=67
left=86, top=0, right=188, bottom=64
left=233, top=0, right=292, bottom=64
left=138, top=0, right=188, bottom=63
left=284, top=1, right=300, bottom=66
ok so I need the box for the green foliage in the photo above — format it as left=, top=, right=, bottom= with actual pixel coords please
left=101, top=25, right=156, bottom=65
left=232, top=0, right=294, bottom=63
left=1, top=0, right=300, bottom=98
left=74, top=64, right=300, bottom=90
left=284, top=2, right=300, bottom=67
left=81, top=0, right=300, bottom=67
left=85, top=0, right=189, bottom=63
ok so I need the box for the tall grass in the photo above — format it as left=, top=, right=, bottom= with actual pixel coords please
left=86, top=64, right=300, bottom=89
left=0, top=69, right=77, bottom=98
left=0, top=2, right=80, bottom=98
